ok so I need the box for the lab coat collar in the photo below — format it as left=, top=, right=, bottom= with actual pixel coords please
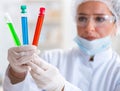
left=90, top=47, right=113, bottom=69
left=78, top=46, right=113, bottom=69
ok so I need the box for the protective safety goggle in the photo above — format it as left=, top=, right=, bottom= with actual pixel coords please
left=76, top=14, right=116, bottom=27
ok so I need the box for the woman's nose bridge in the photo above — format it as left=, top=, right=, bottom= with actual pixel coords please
left=87, top=16, right=95, bottom=26
left=85, top=16, right=95, bottom=30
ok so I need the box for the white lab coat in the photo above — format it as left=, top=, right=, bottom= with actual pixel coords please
left=3, top=47, right=120, bottom=91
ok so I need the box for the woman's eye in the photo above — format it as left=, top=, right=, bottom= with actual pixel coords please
left=78, top=17, right=87, bottom=22
left=96, top=17, right=106, bottom=22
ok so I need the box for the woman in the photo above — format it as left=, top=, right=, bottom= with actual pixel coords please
left=3, top=0, right=120, bottom=91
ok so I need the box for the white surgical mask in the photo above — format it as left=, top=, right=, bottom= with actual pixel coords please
left=74, top=36, right=111, bottom=56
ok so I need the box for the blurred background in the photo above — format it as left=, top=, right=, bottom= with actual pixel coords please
left=0, top=0, right=120, bottom=91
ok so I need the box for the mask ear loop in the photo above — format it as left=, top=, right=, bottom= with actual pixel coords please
left=111, top=22, right=117, bottom=37
left=116, top=20, right=120, bottom=36
left=112, top=16, right=120, bottom=36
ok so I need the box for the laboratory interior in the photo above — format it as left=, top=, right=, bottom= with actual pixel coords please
left=0, top=0, right=120, bottom=91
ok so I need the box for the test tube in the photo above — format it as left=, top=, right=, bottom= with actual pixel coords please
left=21, top=5, right=29, bottom=45
left=32, top=7, right=45, bottom=46
left=4, top=13, right=21, bottom=46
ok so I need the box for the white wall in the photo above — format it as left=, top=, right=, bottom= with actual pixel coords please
left=0, top=1, right=12, bottom=76
left=62, top=0, right=77, bottom=49
left=0, top=0, right=23, bottom=79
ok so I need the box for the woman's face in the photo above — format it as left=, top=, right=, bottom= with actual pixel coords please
left=76, top=1, right=116, bottom=40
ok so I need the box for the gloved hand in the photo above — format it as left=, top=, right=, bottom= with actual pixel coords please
left=8, top=45, right=39, bottom=73
left=27, top=54, right=65, bottom=91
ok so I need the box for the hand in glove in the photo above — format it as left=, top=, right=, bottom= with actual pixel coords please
left=8, top=45, right=39, bottom=73
left=27, top=54, right=65, bottom=91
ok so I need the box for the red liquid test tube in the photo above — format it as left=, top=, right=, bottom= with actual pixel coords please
left=32, top=7, right=45, bottom=46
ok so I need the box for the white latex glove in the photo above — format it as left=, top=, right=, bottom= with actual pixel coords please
left=27, top=54, right=65, bottom=91
left=8, top=45, right=39, bottom=73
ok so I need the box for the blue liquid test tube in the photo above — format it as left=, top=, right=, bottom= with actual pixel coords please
left=21, top=5, right=29, bottom=45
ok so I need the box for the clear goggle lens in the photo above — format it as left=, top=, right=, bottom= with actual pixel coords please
left=76, top=15, right=116, bottom=27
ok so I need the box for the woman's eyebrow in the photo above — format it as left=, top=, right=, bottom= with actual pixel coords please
left=78, top=13, right=88, bottom=15
left=78, top=13, right=107, bottom=16
left=93, top=14, right=107, bottom=15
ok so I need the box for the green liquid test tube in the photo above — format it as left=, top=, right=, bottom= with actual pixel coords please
left=5, top=13, right=21, bottom=46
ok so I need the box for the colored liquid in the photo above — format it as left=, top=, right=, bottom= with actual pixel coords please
left=21, top=17, right=29, bottom=45
left=32, top=15, right=44, bottom=46
left=7, top=23, right=21, bottom=46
